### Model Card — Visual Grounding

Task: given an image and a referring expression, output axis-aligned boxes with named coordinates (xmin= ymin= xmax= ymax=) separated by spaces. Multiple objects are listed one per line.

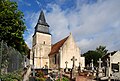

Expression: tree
xmin=83 ymin=50 xmax=102 ymax=66
xmin=0 ymin=0 xmax=28 ymax=54
xmin=83 ymin=45 xmax=108 ymax=66
xmin=96 ymin=45 xmax=108 ymax=56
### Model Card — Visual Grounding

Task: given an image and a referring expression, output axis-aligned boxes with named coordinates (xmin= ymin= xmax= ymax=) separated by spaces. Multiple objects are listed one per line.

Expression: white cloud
xmin=35 ymin=0 xmax=41 ymax=7
xmin=24 ymin=0 xmax=120 ymax=53
xmin=24 ymin=11 xmax=40 ymax=47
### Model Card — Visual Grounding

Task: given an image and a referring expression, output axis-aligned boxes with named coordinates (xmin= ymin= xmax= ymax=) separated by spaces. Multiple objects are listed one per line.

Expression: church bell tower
xmin=32 ymin=10 xmax=51 ymax=69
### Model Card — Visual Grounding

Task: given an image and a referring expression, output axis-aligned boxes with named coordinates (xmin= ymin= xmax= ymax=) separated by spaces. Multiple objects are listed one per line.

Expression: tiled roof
xmin=49 ymin=36 xmax=68 ymax=56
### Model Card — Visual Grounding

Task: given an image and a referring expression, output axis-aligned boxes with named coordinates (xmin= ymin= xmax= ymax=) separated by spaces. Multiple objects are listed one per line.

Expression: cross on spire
xmin=71 ymin=56 xmax=77 ymax=68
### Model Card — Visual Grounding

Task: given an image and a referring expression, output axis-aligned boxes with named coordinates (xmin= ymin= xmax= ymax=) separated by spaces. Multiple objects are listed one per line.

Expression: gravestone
xmin=71 ymin=56 xmax=77 ymax=79
xmin=78 ymin=62 xmax=81 ymax=75
xmin=91 ymin=59 xmax=94 ymax=70
xmin=65 ymin=61 xmax=68 ymax=72
xmin=97 ymin=58 xmax=103 ymax=77
xmin=71 ymin=56 xmax=77 ymax=69
xmin=108 ymin=54 xmax=112 ymax=81
xmin=45 ymin=62 xmax=48 ymax=69
xmin=106 ymin=58 xmax=109 ymax=77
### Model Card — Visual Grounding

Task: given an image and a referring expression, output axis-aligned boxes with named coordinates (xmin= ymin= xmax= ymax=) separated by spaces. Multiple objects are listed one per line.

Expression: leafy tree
xmin=83 ymin=45 xmax=108 ymax=66
xmin=0 ymin=0 xmax=28 ymax=54
xmin=83 ymin=50 xmax=102 ymax=66
xmin=95 ymin=45 xmax=108 ymax=56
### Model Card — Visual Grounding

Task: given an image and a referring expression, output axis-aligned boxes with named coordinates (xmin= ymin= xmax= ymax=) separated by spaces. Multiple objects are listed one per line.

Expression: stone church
xmin=30 ymin=10 xmax=85 ymax=70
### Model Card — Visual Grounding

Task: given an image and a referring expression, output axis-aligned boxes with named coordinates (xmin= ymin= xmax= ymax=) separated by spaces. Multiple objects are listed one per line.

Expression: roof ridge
xmin=53 ymin=36 xmax=68 ymax=46
xmin=49 ymin=36 xmax=68 ymax=56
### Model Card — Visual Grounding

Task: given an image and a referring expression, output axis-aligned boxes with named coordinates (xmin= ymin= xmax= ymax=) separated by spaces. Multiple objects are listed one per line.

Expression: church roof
xmin=49 ymin=36 xmax=68 ymax=56
xmin=38 ymin=10 xmax=49 ymax=26
xmin=34 ymin=10 xmax=50 ymax=35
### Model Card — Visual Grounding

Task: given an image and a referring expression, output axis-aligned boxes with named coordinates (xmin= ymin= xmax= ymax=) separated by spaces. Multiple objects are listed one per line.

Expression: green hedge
xmin=0 ymin=70 xmax=22 ymax=81
xmin=56 ymin=77 xmax=69 ymax=81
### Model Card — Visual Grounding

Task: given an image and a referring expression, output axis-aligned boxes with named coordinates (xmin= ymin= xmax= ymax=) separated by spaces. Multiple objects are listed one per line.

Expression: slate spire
xmin=38 ymin=10 xmax=49 ymax=27
xmin=35 ymin=10 xmax=50 ymax=34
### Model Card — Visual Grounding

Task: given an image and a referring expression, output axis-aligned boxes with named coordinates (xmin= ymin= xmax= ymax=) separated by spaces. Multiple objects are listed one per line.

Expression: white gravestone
xmin=106 ymin=58 xmax=109 ymax=77
xmin=65 ymin=61 xmax=68 ymax=72
xmin=97 ymin=58 xmax=103 ymax=77
xmin=71 ymin=56 xmax=77 ymax=79
xmin=91 ymin=59 xmax=94 ymax=70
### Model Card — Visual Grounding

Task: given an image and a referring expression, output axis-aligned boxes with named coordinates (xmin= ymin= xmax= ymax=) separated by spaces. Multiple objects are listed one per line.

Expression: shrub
xmin=0 ymin=70 xmax=23 ymax=81
xmin=0 ymin=73 xmax=22 ymax=81
xmin=36 ymin=77 xmax=46 ymax=81
xmin=36 ymin=70 xmax=44 ymax=78
xmin=56 ymin=77 xmax=69 ymax=81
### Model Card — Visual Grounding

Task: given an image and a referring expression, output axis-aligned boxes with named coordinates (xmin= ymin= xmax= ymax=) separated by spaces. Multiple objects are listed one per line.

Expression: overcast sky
xmin=14 ymin=0 xmax=120 ymax=53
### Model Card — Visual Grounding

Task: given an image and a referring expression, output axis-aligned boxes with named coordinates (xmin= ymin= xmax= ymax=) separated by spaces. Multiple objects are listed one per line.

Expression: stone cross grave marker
xmin=45 ymin=62 xmax=48 ymax=69
xmin=97 ymin=58 xmax=103 ymax=77
xmin=108 ymin=54 xmax=112 ymax=81
xmin=65 ymin=61 xmax=68 ymax=72
xmin=91 ymin=59 xmax=94 ymax=70
xmin=78 ymin=62 xmax=81 ymax=69
xmin=78 ymin=62 xmax=81 ymax=74
xmin=71 ymin=56 xmax=77 ymax=69
xmin=97 ymin=58 xmax=102 ymax=69
xmin=71 ymin=56 xmax=77 ymax=79
xmin=108 ymin=54 xmax=111 ymax=81
xmin=106 ymin=59 xmax=109 ymax=67
xmin=65 ymin=61 xmax=68 ymax=68
xmin=106 ymin=58 xmax=109 ymax=77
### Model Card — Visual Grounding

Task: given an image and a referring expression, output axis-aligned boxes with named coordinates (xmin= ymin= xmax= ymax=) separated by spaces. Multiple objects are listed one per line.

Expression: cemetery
xmin=25 ymin=51 xmax=120 ymax=81
xmin=1 ymin=39 xmax=120 ymax=81
xmin=0 ymin=0 xmax=120 ymax=81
